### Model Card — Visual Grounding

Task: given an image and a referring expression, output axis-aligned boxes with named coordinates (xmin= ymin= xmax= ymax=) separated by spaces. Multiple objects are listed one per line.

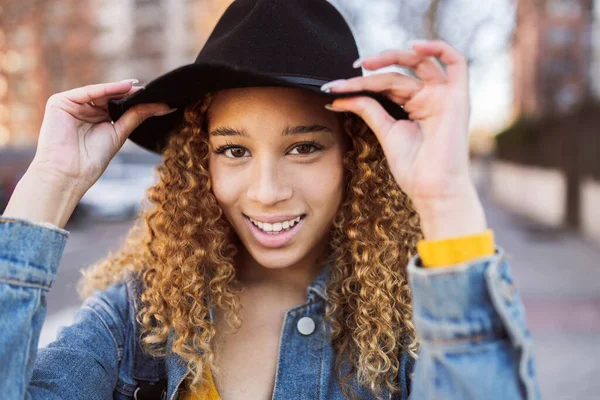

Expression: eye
xmin=288 ymin=141 xmax=323 ymax=155
xmin=214 ymin=144 xmax=250 ymax=158
xmin=224 ymin=147 xmax=249 ymax=158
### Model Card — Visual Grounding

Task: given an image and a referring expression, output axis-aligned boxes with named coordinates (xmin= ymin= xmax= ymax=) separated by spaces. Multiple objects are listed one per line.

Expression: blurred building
xmin=0 ymin=0 xmax=233 ymax=150
xmin=0 ymin=0 xmax=99 ymax=148
xmin=0 ymin=0 xmax=101 ymax=210
xmin=497 ymin=0 xmax=600 ymax=235
xmin=592 ymin=0 xmax=600 ymax=97
xmin=94 ymin=0 xmax=234 ymax=91
xmin=512 ymin=0 xmax=594 ymax=117
xmin=0 ymin=0 xmax=233 ymax=208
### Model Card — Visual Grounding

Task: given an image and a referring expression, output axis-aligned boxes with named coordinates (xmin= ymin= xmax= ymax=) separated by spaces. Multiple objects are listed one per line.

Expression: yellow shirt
xmin=181 ymin=230 xmax=495 ymax=399
xmin=180 ymin=364 xmax=220 ymax=400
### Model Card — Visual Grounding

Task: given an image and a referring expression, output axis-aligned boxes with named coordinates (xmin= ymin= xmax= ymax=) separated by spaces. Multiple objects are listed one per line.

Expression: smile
xmin=243 ymin=214 xmax=306 ymax=248
xmin=247 ymin=215 xmax=303 ymax=233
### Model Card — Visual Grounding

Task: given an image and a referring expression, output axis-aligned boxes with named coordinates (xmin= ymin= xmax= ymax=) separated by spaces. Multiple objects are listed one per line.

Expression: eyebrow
xmin=209 ymin=124 xmax=333 ymax=137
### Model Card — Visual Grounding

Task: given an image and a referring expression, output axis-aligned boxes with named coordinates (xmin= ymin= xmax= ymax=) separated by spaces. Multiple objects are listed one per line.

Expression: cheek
xmin=209 ymin=157 xmax=244 ymax=208
xmin=294 ymin=153 xmax=345 ymax=213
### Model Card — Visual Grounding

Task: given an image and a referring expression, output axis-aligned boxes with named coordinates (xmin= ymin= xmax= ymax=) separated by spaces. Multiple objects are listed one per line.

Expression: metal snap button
xmin=297 ymin=316 xmax=316 ymax=335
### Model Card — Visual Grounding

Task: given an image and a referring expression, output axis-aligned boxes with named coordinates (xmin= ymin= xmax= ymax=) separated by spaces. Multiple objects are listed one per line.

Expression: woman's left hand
xmin=322 ymin=40 xmax=487 ymax=240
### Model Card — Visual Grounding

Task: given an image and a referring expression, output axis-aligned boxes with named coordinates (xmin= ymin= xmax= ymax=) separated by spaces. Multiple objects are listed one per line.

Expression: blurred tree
xmin=332 ymin=0 xmax=516 ymax=68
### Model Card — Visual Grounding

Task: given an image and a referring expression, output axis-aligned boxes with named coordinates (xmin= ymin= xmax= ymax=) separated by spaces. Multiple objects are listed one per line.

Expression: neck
xmin=234 ymin=241 xmax=329 ymax=296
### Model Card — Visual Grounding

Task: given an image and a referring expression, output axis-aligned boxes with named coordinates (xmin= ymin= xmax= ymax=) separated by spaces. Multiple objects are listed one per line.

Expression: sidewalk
xmin=482 ymin=191 xmax=600 ymax=400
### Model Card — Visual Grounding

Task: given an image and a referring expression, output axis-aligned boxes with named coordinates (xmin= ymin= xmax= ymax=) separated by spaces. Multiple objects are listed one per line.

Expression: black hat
xmin=108 ymin=0 xmax=408 ymax=154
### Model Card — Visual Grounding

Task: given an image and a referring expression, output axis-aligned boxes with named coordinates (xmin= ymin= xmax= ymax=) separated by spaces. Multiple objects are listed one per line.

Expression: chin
xmin=244 ymin=243 xmax=307 ymax=269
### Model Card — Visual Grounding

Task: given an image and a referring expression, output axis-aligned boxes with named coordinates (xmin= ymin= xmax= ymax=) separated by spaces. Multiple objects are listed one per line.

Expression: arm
xmin=323 ymin=40 xmax=540 ymax=399
xmin=402 ymin=191 xmax=539 ymax=399
xmin=0 ymin=217 xmax=68 ymax=398
xmin=406 ymin=247 xmax=540 ymax=399
xmin=0 ymin=217 xmax=128 ymax=399
xmin=0 ymin=80 xmax=176 ymax=398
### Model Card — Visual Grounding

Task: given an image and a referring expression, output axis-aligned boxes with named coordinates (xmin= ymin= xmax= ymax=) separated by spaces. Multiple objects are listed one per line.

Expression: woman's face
xmin=207 ymin=87 xmax=346 ymax=270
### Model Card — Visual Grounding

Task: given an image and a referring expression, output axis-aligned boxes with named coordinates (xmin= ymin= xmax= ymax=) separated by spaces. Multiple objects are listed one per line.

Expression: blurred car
xmin=74 ymin=161 xmax=157 ymax=221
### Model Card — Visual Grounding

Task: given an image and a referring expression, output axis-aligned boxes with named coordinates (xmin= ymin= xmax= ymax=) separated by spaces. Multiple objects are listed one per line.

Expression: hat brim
xmin=108 ymin=63 xmax=409 ymax=154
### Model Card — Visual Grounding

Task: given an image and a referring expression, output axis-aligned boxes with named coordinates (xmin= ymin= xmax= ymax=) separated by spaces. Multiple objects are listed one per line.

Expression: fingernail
xmin=324 ymin=104 xmax=346 ymax=113
xmin=352 ymin=57 xmax=366 ymax=69
xmin=120 ymin=78 xmax=140 ymax=84
xmin=320 ymin=79 xmax=347 ymax=93
xmin=153 ymin=108 xmax=178 ymax=117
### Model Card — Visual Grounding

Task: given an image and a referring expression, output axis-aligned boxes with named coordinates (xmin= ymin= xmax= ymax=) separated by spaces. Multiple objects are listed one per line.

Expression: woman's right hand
xmin=30 ymin=80 xmax=172 ymax=195
xmin=3 ymin=80 xmax=173 ymax=228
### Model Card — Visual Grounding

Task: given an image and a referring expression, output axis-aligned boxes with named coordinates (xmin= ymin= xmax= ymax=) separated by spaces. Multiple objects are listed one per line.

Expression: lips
xmin=243 ymin=214 xmax=305 ymax=248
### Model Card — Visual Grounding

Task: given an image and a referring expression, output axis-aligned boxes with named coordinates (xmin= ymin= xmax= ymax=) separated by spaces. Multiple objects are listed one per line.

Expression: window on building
xmin=554 ymin=84 xmax=582 ymax=111
xmin=546 ymin=27 xmax=576 ymax=47
xmin=547 ymin=58 xmax=575 ymax=75
xmin=546 ymin=0 xmax=582 ymax=17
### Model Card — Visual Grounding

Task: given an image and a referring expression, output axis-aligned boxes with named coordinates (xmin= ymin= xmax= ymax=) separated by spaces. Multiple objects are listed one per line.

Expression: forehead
xmin=207 ymin=86 xmax=341 ymax=132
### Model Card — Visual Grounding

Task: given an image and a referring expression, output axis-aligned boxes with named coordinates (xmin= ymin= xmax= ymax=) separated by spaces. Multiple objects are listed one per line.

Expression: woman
xmin=0 ymin=0 xmax=539 ymax=399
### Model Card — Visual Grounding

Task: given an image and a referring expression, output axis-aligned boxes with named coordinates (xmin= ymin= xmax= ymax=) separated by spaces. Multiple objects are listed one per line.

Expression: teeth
xmin=249 ymin=215 xmax=303 ymax=233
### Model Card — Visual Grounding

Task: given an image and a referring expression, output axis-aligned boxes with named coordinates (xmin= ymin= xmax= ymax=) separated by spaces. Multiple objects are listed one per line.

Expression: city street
xmin=1 ymin=0 xmax=597 ymax=398
xmin=40 ymin=190 xmax=600 ymax=400
xmin=482 ymin=192 xmax=600 ymax=400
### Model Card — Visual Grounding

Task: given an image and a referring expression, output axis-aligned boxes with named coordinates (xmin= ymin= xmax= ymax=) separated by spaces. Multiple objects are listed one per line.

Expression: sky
xmin=330 ymin=0 xmax=516 ymax=134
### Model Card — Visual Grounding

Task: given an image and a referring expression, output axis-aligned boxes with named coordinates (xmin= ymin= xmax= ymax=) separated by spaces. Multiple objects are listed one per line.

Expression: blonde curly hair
xmin=79 ymin=92 xmax=423 ymax=400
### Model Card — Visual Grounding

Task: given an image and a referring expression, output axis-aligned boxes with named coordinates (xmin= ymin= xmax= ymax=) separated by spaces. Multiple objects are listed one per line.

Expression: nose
xmin=246 ymin=158 xmax=293 ymax=206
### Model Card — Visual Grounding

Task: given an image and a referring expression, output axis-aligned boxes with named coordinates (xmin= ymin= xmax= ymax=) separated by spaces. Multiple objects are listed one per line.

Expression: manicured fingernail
xmin=352 ymin=57 xmax=366 ymax=69
xmin=153 ymin=108 xmax=178 ymax=117
xmin=320 ymin=79 xmax=347 ymax=93
xmin=324 ymin=104 xmax=346 ymax=113
xmin=120 ymin=78 xmax=139 ymax=84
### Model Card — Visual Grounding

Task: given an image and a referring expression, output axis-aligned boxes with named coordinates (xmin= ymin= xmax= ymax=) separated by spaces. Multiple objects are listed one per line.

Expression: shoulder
xmin=80 ymin=277 xmax=142 ymax=348
xmin=32 ymin=279 xmax=147 ymax=397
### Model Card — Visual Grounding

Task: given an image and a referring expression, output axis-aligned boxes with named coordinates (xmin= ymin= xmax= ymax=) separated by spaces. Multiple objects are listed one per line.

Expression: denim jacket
xmin=0 ymin=216 xmax=541 ymax=399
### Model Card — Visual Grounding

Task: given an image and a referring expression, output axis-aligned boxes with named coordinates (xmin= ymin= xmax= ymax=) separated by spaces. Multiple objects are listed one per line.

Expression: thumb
xmin=112 ymin=103 xmax=176 ymax=144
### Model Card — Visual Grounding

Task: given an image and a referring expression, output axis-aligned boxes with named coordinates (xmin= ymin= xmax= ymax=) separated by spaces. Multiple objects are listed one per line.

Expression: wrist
xmin=413 ymin=184 xmax=488 ymax=240
xmin=3 ymin=169 xmax=82 ymax=229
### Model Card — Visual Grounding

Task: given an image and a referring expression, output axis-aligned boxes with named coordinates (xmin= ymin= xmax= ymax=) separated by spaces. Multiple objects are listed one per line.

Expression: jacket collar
xmin=306 ymin=262 xmax=330 ymax=302
xmin=165 ymin=347 xmax=188 ymax=400
xmin=164 ymin=262 xmax=331 ymax=398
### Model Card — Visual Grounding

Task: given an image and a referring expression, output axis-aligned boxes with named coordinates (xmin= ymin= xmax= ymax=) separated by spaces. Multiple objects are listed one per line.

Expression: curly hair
xmin=79 ymin=92 xmax=423 ymax=399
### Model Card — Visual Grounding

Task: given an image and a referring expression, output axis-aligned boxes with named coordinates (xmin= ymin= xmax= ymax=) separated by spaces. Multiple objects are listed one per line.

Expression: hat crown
xmin=108 ymin=0 xmax=407 ymax=154
xmin=195 ymin=0 xmax=361 ymax=81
